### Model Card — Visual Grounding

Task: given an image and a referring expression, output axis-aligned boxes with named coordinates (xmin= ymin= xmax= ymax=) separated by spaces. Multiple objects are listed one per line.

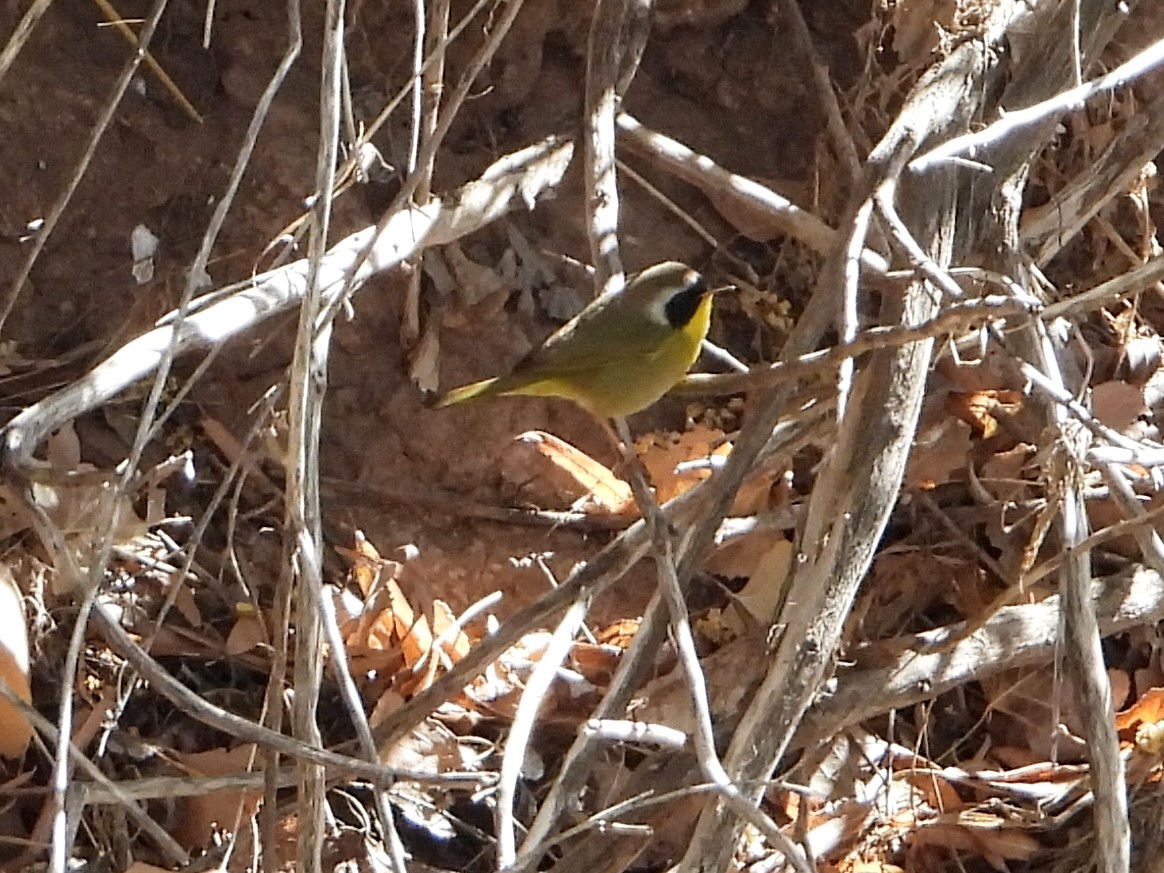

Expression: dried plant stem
xmin=615 ymin=112 xmax=890 ymax=276
xmin=911 ymin=34 xmax=1164 ymax=175
xmin=584 ymin=0 xmax=638 ymax=290
xmin=288 ymin=4 xmax=341 ymax=865
xmin=0 ymin=0 xmax=53 ymax=84
xmin=611 ymin=421 xmax=814 ymax=873
xmin=679 ymin=295 xmax=1036 ymax=395
xmin=91 ymin=0 xmax=203 ymax=122
xmin=497 ymin=594 xmax=592 ymax=867
xmin=401 ymin=0 xmax=450 ymax=350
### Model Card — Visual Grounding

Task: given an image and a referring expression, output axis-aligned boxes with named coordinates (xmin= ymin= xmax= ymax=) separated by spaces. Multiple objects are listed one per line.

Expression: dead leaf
xmin=1116 ymin=686 xmax=1164 ymax=737
xmin=225 ymin=608 xmax=267 ymax=656
xmin=339 ymin=532 xmax=404 ymax=655
xmin=1091 ymin=380 xmax=1148 ymax=433
xmin=637 ymin=425 xmax=731 ymax=504
xmin=408 ymin=321 xmax=442 ymax=393
xmin=907 ymin=417 xmax=972 ymax=487
xmin=594 ymin=618 xmax=640 ymax=648
xmin=0 ymin=564 xmax=31 ymax=758
xmin=29 ymin=476 xmax=149 ymax=594
xmin=722 ymin=536 xmax=792 ymax=634
xmin=461 ymin=630 xmax=597 ymax=721
xmin=946 ymin=390 xmax=1023 ymax=439
xmin=430 ymin=599 xmax=471 ymax=661
xmin=501 ymin=431 xmax=633 ymax=514
xmin=568 ymin=642 xmax=622 ymax=685
xmin=45 ymin=422 xmax=82 ymax=469
xmin=172 ymin=745 xmax=261 ymax=849
xmin=638 ymin=634 xmax=767 ymax=735
xmin=887 ymin=0 xmax=955 ymax=64
xmin=389 ymin=576 xmax=431 ymax=671
xmin=907 ymin=815 xmax=1040 ymax=870
xmin=977 ymin=443 xmax=1035 ymax=500
xmin=445 ymin=242 xmax=508 ymax=306
xmin=370 ymin=688 xmax=406 ymax=732
xmin=173 ymin=580 xmax=203 ymax=628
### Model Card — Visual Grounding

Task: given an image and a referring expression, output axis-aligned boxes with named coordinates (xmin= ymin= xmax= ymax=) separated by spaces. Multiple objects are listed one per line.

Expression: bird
xmin=436 ymin=261 xmax=717 ymax=420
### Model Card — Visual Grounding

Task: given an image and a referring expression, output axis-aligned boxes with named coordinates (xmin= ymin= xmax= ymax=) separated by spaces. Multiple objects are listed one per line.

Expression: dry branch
xmin=0 ymin=137 xmax=575 ymax=473
xmin=678 ymin=3 xmax=1138 ymax=871
xmin=805 ymin=565 xmax=1164 ymax=744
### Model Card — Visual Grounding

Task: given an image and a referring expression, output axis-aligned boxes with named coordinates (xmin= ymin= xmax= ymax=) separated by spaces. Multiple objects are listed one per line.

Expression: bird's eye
xmin=664 ymin=277 xmax=709 ymax=327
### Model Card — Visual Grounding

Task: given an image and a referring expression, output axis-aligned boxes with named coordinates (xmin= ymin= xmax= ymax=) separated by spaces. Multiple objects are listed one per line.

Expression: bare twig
xmin=910 ymin=35 xmax=1164 ymax=175
xmin=1 ymin=137 xmax=574 ymax=471
xmin=401 ymin=0 xmax=451 ymax=350
xmin=285 ymin=2 xmax=342 ymax=865
xmin=777 ymin=0 xmax=863 ymax=183
xmin=802 ymin=564 xmax=1164 ymax=747
xmin=612 ymin=417 xmax=813 ymax=873
xmin=91 ymin=0 xmax=203 ymax=122
xmin=1022 ymin=87 xmax=1164 ymax=266
xmin=1035 ymin=322 xmax=1129 ymax=871
xmin=1097 ymin=461 xmax=1164 ymax=577
xmin=615 ymin=112 xmax=890 ymax=276
xmin=1042 ymin=252 xmax=1164 ymax=321
xmin=678 ymin=295 xmax=1036 ymax=396
xmin=497 ymin=594 xmax=592 ymax=867
xmin=0 ymin=0 xmax=53 ymax=84
xmin=583 ymin=0 xmax=644 ymax=290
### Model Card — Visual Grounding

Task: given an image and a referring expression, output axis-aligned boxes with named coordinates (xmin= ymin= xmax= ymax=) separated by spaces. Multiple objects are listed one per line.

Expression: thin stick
xmin=911 ymin=35 xmax=1164 ymax=173
xmin=616 ymin=112 xmax=890 ymax=276
xmin=496 ymin=595 xmax=592 ymax=867
xmin=287 ymin=2 xmax=343 ymax=865
xmin=678 ymin=295 xmax=1037 ymax=396
xmin=92 ymin=0 xmax=203 ymax=122
xmin=1 ymin=137 xmax=573 ymax=470
xmin=584 ymin=0 xmax=634 ymax=291
xmin=611 ymin=419 xmax=813 ymax=873
xmin=0 ymin=0 xmax=54 ymax=84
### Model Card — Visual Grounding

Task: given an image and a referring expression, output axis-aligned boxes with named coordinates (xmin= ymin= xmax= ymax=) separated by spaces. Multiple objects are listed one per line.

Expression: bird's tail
xmin=435 ymin=377 xmax=502 ymax=408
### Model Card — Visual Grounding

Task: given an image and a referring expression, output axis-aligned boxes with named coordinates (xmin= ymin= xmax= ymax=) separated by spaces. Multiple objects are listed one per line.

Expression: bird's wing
xmin=513 ymin=306 xmax=671 ymax=377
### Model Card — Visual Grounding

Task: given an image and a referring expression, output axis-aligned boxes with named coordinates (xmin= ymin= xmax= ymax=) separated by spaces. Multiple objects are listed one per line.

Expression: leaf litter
xmin=3 ymin=2 xmax=1164 ymax=872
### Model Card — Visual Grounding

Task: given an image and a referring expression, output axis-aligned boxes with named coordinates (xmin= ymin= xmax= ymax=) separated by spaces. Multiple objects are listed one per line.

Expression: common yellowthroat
xmin=437 ymin=262 xmax=716 ymax=419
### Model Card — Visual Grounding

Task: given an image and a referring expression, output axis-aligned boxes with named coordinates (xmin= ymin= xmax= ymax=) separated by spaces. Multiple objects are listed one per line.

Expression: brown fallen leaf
xmin=171 ymin=745 xmax=261 ymax=850
xmin=501 ymin=430 xmax=633 ymax=514
xmin=0 ymin=564 xmax=32 ymax=758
